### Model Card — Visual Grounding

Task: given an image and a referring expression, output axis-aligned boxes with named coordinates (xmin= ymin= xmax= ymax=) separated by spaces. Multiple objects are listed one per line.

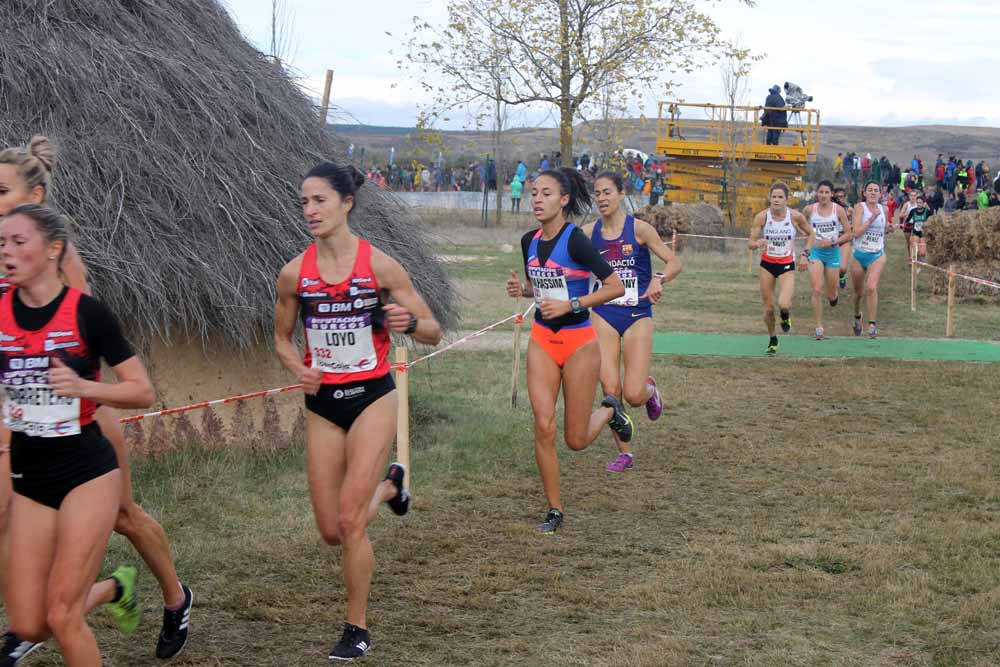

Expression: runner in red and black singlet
xmin=274 ymin=162 xmax=442 ymax=661
xmin=0 ymin=204 xmax=156 ymax=665
xmin=748 ymin=182 xmax=815 ymax=354
xmin=0 ymin=137 xmax=192 ymax=663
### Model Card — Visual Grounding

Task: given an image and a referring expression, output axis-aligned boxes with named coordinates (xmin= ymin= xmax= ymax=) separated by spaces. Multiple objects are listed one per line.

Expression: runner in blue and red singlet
xmin=580 ymin=172 xmax=681 ymax=473
xmin=505 ymin=167 xmax=634 ymax=534
xmin=274 ymin=162 xmax=442 ymax=661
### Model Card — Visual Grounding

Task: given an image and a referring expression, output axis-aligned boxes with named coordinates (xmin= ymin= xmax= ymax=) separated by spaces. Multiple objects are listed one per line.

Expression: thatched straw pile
xmin=0 ymin=0 xmax=456 ymax=346
xmin=634 ymin=203 xmax=728 ymax=252
xmin=924 ymin=208 xmax=1000 ymax=296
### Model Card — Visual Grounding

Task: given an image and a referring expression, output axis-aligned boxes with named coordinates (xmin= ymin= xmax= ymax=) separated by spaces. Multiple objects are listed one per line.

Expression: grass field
xmin=8 ymin=217 xmax=1000 ymax=666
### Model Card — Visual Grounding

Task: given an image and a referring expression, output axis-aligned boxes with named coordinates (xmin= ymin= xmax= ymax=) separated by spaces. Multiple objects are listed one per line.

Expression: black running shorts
xmin=10 ymin=423 xmax=119 ymax=510
xmin=305 ymin=374 xmax=396 ymax=431
xmin=760 ymin=259 xmax=795 ymax=278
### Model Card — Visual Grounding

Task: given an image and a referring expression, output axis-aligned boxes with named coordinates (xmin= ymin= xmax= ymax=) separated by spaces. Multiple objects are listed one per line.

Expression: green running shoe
xmin=106 ymin=566 xmax=140 ymax=635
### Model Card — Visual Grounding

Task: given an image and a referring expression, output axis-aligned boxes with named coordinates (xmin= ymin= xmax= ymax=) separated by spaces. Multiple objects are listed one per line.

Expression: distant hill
xmin=332 ymin=120 xmax=1000 ymax=169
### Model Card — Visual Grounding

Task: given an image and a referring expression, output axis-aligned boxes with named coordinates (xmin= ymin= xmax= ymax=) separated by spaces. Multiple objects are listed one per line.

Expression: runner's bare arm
xmin=50 ymin=356 xmax=154 ymax=409
xmin=792 ymin=211 xmax=815 ymax=253
xmin=372 ymin=250 xmax=442 ymax=346
xmin=748 ymin=211 xmax=765 ymax=249
xmin=851 ymin=205 xmax=869 ymax=239
xmin=273 ymin=256 xmax=321 ymax=395
xmin=635 ymin=219 xmax=681 ymax=294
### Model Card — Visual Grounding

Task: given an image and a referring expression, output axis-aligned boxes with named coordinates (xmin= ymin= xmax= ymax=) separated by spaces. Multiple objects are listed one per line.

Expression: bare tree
xmin=269 ymin=0 xmax=295 ymax=66
xmin=719 ymin=41 xmax=762 ymax=228
xmin=402 ymin=0 xmax=752 ymax=167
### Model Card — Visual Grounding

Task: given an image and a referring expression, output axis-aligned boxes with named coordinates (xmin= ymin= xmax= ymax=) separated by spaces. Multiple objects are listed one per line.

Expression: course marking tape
xmin=118 ymin=303 xmax=537 ymax=424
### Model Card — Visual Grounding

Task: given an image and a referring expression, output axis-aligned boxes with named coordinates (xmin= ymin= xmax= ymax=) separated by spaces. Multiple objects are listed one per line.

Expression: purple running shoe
xmin=606 ymin=453 xmax=634 ymax=473
xmin=645 ymin=376 xmax=664 ymax=421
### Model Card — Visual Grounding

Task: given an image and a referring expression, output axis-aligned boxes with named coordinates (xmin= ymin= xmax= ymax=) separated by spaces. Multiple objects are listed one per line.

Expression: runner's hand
xmin=50 ymin=357 xmax=86 ymax=398
xmin=383 ymin=303 xmax=415 ymax=333
xmin=748 ymin=239 xmax=761 ymax=250
xmin=642 ymin=279 xmax=663 ymax=304
xmin=507 ymin=270 xmax=523 ymax=298
xmin=539 ymin=298 xmax=570 ymax=320
xmin=299 ymin=367 xmax=323 ymax=396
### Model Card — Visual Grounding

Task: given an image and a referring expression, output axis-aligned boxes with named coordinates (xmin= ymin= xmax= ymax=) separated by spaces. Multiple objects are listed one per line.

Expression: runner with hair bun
xmin=748 ymin=182 xmax=815 ymax=354
xmin=0 ymin=203 xmax=155 ymax=666
xmin=275 ymin=162 xmax=442 ymax=661
xmin=506 ymin=167 xmax=633 ymax=533
xmin=0 ymin=136 xmax=193 ymax=663
xmin=580 ymin=172 xmax=682 ymax=473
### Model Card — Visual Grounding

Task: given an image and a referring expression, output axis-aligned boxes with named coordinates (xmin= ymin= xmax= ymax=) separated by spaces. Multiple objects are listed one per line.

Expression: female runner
xmin=803 ymin=181 xmax=851 ymax=339
xmin=274 ymin=162 xmax=442 ymax=661
xmin=0 ymin=137 xmax=191 ymax=663
xmin=748 ymin=182 xmax=815 ymax=354
xmin=505 ymin=168 xmax=632 ymax=532
xmin=0 ymin=204 xmax=155 ymax=666
xmin=580 ymin=172 xmax=681 ymax=472
xmin=833 ymin=187 xmax=853 ymax=289
xmin=851 ymin=180 xmax=893 ymax=339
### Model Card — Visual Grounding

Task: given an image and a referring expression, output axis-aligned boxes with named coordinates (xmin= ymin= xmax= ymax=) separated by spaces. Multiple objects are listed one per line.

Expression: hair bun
xmin=349 ymin=166 xmax=365 ymax=189
xmin=27 ymin=135 xmax=56 ymax=173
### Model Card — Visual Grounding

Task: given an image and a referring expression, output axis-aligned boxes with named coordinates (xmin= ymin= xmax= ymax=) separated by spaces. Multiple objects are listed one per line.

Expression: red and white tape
xmin=119 ymin=303 xmax=537 ymax=424
xmin=913 ymin=260 xmax=1000 ymax=290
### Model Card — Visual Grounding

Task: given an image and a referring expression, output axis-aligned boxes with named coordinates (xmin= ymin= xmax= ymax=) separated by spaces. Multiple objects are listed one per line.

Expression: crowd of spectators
xmin=832 ymin=151 xmax=999 ymax=211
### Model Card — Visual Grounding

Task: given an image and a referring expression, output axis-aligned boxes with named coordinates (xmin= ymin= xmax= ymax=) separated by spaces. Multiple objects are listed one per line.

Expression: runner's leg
xmin=526 ymin=338 xmax=564 ymax=511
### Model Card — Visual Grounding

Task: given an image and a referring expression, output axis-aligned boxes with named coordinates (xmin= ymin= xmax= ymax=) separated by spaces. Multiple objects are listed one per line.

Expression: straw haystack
xmin=0 ymin=1 xmax=457 ymax=450
xmin=634 ymin=203 xmax=727 ymax=252
xmin=924 ymin=208 xmax=1000 ymax=297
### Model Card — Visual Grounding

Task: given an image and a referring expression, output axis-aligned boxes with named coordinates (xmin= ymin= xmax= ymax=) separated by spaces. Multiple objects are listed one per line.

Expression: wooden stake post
xmin=394 ymin=347 xmax=410 ymax=490
xmin=910 ymin=244 xmax=918 ymax=312
xmin=510 ymin=296 xmax=523 ymax=408
xmin=747 ymin=246 xmax=754 ymax=274
xmin=946 ymin=266 xmax=956 ymax=338
xmin=319 ymin=69 xmax=333 ymax=126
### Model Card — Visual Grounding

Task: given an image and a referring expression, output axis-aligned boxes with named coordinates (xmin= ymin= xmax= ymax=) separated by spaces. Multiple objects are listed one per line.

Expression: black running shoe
xmin=601 ymin=395 xmax=634 ymax=443
xmin=536 ymin=508 xmax=563 ymax=534
xmin=329 ymin=623 xmax=371 ymax=661
xmin=780 ymin=317 xmax=791 ymax=333
xmin=0 ymin=631 xmax=41 ymax=666
xmin=156 ymin=584 xmax=193 ymax=660
xmin=384 ymin=463 xmax=411 ymax=516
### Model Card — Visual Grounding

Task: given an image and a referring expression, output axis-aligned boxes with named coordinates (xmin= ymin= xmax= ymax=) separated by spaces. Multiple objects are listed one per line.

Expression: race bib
xmin=527 ymin=266 xmax=569 ymax=306
xmin=766 ymin=234 xmax=792 ymax=259
xmin=813 ymin=220 xmax=838 ymax=242
xmin=596 ymin=268 xmax=640 ymax=306
xmin=306 ymin=314 xmax=378 ymax=374
xmin=858 ymin=229 xmax=884 ymax=253
xmin=3 ymin=383 xmax=81 ymax=438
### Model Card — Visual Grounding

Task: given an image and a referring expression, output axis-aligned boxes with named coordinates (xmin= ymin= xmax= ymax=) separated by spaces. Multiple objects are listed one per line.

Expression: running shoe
xmin=0 ymin=631 xmax=41 ymax=666
xmin=536 ymin=508 xmax=564 ymax=534
xmin=868 ymin=323 xmax=877 ymax=339
xmin=383 ymin=462 xmax=411 ymax=516
xmin=766 ymin=338 xmax=778 ymax=355
xmin=815 ymin=326 xmax=824 ymax=340
xmin=106 ymin=565 xmax=140 ymax=635
xmin=606 ymin=453 xmax=634 ymax=473
xmin=601 ymin=395 xmax=634 ymax=443
xmin=156 ymin=584 xmax=193 ymax=659
xmin=780 ymin=316 xmax=791 ymax=333
xmin=839 ymin=276 xmax=846 ymax=289
xmin=329 ymin=623 xmax=371 ymax=661
xmin=645 ymin=376 xmax=663 ymax=421
xmin=852 ymin=318 xmax=862 ymax=337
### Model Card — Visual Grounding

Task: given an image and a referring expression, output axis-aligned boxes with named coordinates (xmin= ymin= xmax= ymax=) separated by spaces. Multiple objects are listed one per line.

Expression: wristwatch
xmin=570 ymin=297 xmax=583 ymax=314
xmin=404 ymin=315 xmax=418 ymax=335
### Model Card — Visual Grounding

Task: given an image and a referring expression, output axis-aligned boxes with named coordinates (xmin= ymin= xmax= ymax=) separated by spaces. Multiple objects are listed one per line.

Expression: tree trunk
xmin=494 ymin=87 xmax=503 ymax=225
xmin=558 ymin=0 xmax=573 ymax=166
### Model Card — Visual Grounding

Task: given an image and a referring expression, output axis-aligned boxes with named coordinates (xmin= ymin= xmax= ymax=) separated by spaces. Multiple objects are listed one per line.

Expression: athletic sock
xmin=829 ymin=297 xmax=839 ymax=307
xmin=111 ymin=578 xmax=124 ymax=604
xmin=769 ymin=336 xmax=778 ymax=346
xmin=780 ymin=309 xmax=790 ymax=321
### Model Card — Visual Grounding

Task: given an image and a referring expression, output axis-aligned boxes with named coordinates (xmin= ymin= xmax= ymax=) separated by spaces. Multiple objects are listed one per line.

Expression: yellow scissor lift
xmin=656 ymin=102 xmax=820 ymax=227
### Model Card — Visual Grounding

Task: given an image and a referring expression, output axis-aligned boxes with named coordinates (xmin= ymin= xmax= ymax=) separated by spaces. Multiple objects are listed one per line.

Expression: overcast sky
xmin=222 ymin=0 xmax=1000 ymax=129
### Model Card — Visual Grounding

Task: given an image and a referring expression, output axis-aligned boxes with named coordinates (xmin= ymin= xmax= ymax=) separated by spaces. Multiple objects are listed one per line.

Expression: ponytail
xmin=539 ymin=168 xmax=591 ymax=218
